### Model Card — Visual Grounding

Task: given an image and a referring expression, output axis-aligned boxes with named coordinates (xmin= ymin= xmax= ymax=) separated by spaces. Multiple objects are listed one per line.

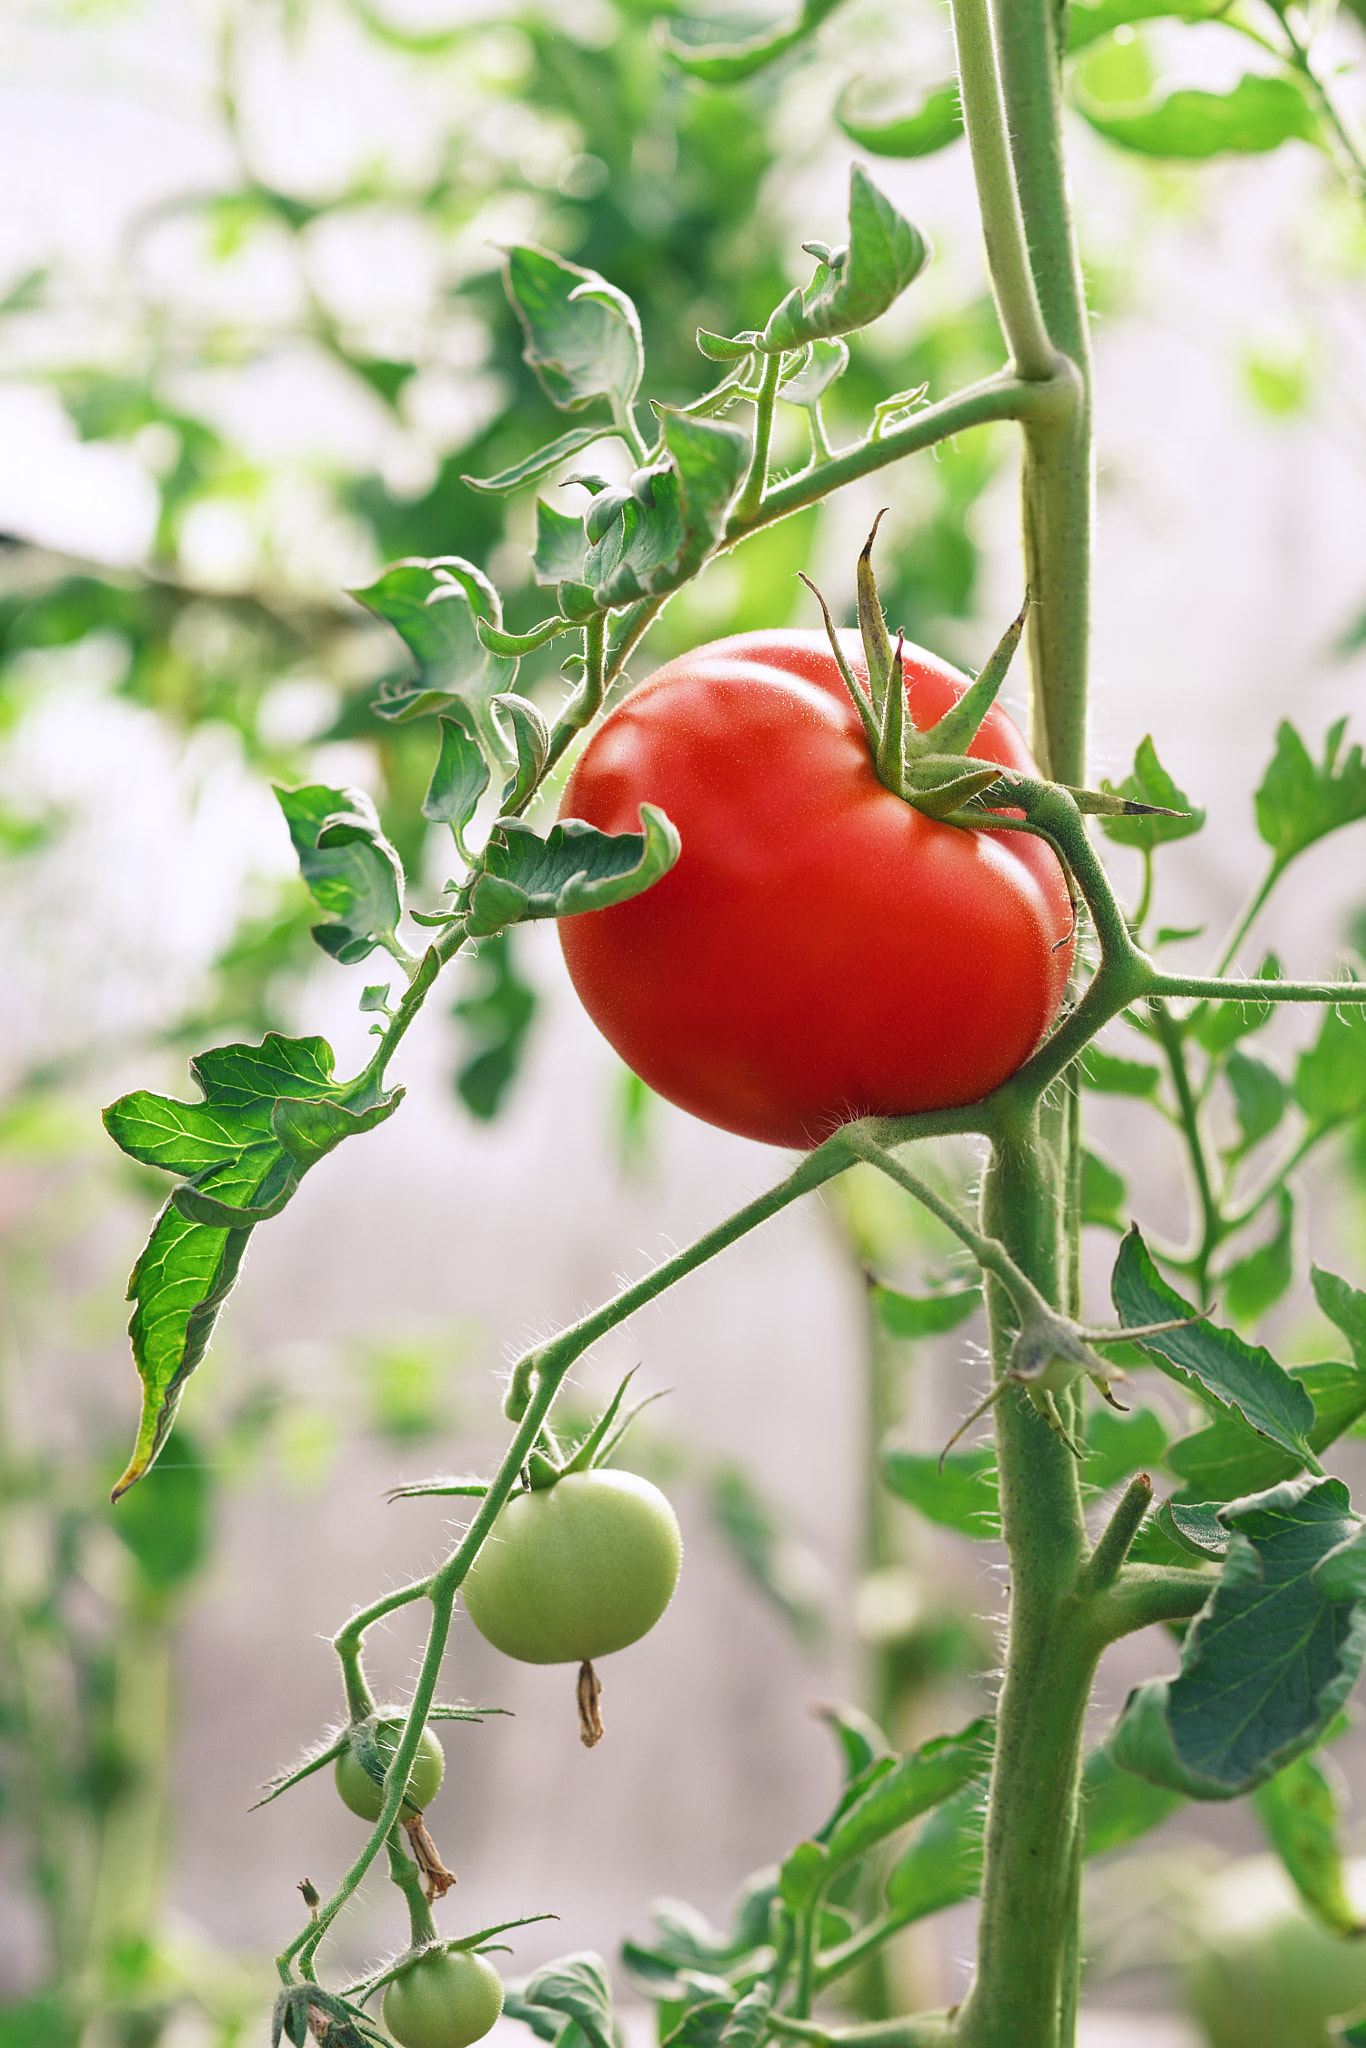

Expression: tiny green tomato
xmin=333 ymin=1715 xmax=444 ymax=1822
xmin=382 ymin=1948 xmax=504 ymax=2048
xmin=461 ymin=1469 xmax=682 ymax=1664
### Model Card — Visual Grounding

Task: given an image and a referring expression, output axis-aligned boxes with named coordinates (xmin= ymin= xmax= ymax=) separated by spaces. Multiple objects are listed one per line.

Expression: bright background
xmin=2 ymin=2 xmax=1366 ymax=2044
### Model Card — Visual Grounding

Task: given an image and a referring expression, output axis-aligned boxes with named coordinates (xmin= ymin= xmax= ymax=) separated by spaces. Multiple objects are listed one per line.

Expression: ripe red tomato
xmin=558 ymin=628 xmax=1073 ymax=1149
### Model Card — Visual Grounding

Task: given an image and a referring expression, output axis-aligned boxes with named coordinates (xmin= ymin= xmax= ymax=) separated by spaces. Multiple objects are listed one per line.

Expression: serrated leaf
xmin=882 ymin=1445 xmax=1000 ymax=1537
xmin=521 ymin=1953 xmax=616 ymax=2048
xmin=1296 ymin=991 xmax=1366 ymax=1128
xmin=505 ymin=245 xmax=642 ymax=416
xmin=533 ymin=500 xmax=590 ymax=589
xmin=1253 ymin=1748 xmax=1365 ymax=1935
xmin=1111 ymin=1475 xmax=1366 ymax=1799
xmin=871 ymin=1281 xmax=982 ymax=1339
xmin=1099 ymin=734 xmax=1204 ymax=849
xmin=662 ymin=0 xmax=844 ymax=81
xmin=1191 ymin=951 xmax=1282 ymax=1055
xmin=1314 ymin=1267 xmax=1366 ymax=1367
xmin=1082 ymin=1147 xmax=1129 ymax=1231
xmin=190 ymin=1033 xmax=340 ymax=1107
xmin=423 ymin=714 xmax=489 ymax=841
xmin=1167 ymin=1358 xmax=1366 ymax=1504
xmin=760 ymin=168 xmax=929 ymax=352
xmin=823 ymin=1720 xmax=994 ymax=1875
xmin=1224 ymin=1047 xmax=1287 ymax=1154
xmin=1220 ymin=1189 xmax=1295 ymax=1326
xmin=1081 ymin=1745 xmax=1184 ymax=1856
xmin=1084 ymin=1404 xmax=1170 ymax=1491
xmin=1079 ymin=72 xmax=1320 ymax=158
xmin=1256 ymin=719 xmax=1366 ymax=869
xmin=357 ymin=557 xmax=517 ymax=750
xmin=462 ymin=424 xmax=618 ymax=495
xmin=275 ymin=784 xmax=403 ymax=963
xmin=1079 ymin=1045 xmax=1162 ymax=1097
xmin=836 ymin=82 xmax=964 ymax=158
xmin=102 ymin=1091 xmax=262 ymax=1174
xmin=1111 ymin=1228 xmax=1317 ymax=1466
xmin=583 ymin=413 xmax=748 ymax=612
xmin=465 ymin=808 xmax=680 ymax=938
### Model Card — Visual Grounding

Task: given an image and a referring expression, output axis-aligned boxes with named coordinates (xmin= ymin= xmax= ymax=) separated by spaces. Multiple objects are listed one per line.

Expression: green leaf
xmin=533 ymin=499 xmax=590 ymax=589
xmin=823 ymin=1720 xmax=995 ymax=1876
xmin=1224 ymin=1047 xmax=1287 ymax=1154
xmin=1082 ymin=1147 xmax=1129 ymax=1231
xmin=107 ymin=1428 xmax=212 ymax=1591
xmin=504 ymin=245 xmax=642 ymax=417
xmin=1111 ymin=1228 xmax=1318 ymax=1467
xmin=662 ymin=0 xmax=846 ymax=81
xmin=1191 ymin=951 xmax=1282 ymax=1056
xmin=1081 ymin=1745 xmax=1184 ymax=1856
xmin=1253 ymin=1748 xmax=1365 ymax=1936
xmin=1110 ymin=1475 xmax=1366 ymax=1799
xmin=494 ymin=692 xmax=550 ymax=812
xmin=1166 ymin=1358 xmax=1366 ymax=1504
xmin=1078 ymin=1045 xmax=1162 ymax=1097
xmin=1078 ymin=72 xmax=1321 ymax=159
xmin=189 ymin=1034 xmax=340 ymax=1107
xmin=520 ymin=1954 xmax=616 ymax=2048
xmin=814 ymin=1701 xmax=895 ymax=1781
xmin=760 ymin=168 xmax=929 ymax=352
xmin=1066 ymin=0 xmax=1227 ymax=47
xmin=1220 ymin=1189 xmax=1295 ymax=1327
xmin=778 ymin=338 xmax=850 ymax=406
xmin=882 ymin=1445 xmax=1000 ymax=1537
xmin=779 ymin=1838 xmax=828 ymax=1914
xmin=718 ymin=1985 xmax=771 ymax=2048
xmin=462 ymin=424 xmax=619 ymax=495
xmin=452 ymin=930 xmax=537 ymax=1121
xmin=582 ymin=413 xmax=748 ymax=611
xmin=275 ymin=783 xmax=404 ymax=964
xmin=883 ymin=1777 xmax=987 ymax=1925
xmin=102 ymin=1090 xmax=263 ymax=1174
xmin=1256 ymin=719 xmax=1366 ymax=870
xmin=1314 ymin=1266 xmax=1366 ymax=1366
xmin=1099 ymin=734 xmax=1205 ymax=849
xmin=357 ymin=557 xmax=517 ymax=750
xmin=1296 ymin=990 xmax=1366 ymax=1128
xmin=1160 ymin=1499 xmax=1231 ymax=1560
xmin=871 ymin=1281 xmax=982 ymax=1338
xmin=1084 ymin=1404 xmax=1170 ymax=1491
xmin=423 ymin=714 xmax=489 ymax=842
xmin=835 ymin=82 xmax=964 ymax=158
xmin=465 ymin=808 xmax=681 ymax=938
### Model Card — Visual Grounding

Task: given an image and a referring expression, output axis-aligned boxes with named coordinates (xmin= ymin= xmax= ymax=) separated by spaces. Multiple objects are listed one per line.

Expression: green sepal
xmin=855 ymin=513 xmax=893 ymax=711
xmin=526 ymin=1450 xmax=561 ymax=1489
xmin=836 ymin=82 xmax=964 ymax=159
xmin=759 ymin=168 xmax=930 ymax=352
xmin=917 ymin=603 xmax=1025 ymax=759
xmin=1111 ymin=1475 xmax=1366 ymax=1800
xmin=905 ymin=766 xmax=1007 ymax=819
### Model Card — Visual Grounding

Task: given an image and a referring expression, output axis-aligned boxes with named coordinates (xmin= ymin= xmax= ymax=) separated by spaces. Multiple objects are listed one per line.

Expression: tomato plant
xmin=461 ymin=1469 xmax=683 ymax=1664
xmin=334 ymin=1717 xmax=445 ymax=1822
xmin=381 ymin=1948 xmax=504 ymax=2048
xmin=559 ymin=627 xmax=1074 ymax=1147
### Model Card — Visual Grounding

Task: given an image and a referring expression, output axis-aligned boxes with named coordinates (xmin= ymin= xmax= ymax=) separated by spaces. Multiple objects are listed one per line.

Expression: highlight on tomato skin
xmin=557 ymin=628 xmax=1074 ymax=1150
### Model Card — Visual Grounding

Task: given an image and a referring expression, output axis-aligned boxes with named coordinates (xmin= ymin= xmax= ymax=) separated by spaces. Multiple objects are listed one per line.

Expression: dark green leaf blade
xmin=1084 ymin=1405 xmax=1170 ymax=1491
xmin=1079 ymin=73 xmax=1321 ymax=159
xmin=883 ymin=1445 xmax=1000 ymax=1537
xmin=504 ymin=245 xmax=642 ymax=416
xmin=761 ymin=168 xmax=929 ymax=351
xmin=1167 ymin=1358 xmax=1366 ymax=1504
xmin=1081 ymin=1745 xmax=1184 ymax=1857
xmin=423 ymin=714 xmax=489 ymax=838
xmin=1256 ymin=719 xmax=1366 ymax=869
xmin=1111 ymin=1228 xmax=1318 ymax=1465
xmin=1253 ymin=1749 xmax=1365 ymax=1936
xmin=1314 ymin=1267 xmax=1366 ymax=1366
xmin=1110 ymin=1475 xmax=1366 ymax=1799
xmin=356 ymin=557 xmax=518 ymax=745
xmin=1296 ymin=992 xmax=1366 ymax=1128
xmin=190 ymin=1032 xmax=339 ymax=1107
xmin=1099 ymin=734 xmax=1205 ymax=848
xmin=872 ymin=1282 xmax=982 ymax=1338
xmin=836 ymin=83 xmax=964 ymax=158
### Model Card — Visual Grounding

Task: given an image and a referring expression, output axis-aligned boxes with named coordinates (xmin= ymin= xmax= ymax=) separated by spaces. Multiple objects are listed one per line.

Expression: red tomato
xmin=558 ymin=628 xmax=1073 ymax=1149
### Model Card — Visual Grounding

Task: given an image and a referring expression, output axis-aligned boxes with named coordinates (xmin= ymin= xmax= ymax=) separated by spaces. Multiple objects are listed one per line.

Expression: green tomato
xmin=1186 ymin=1855 xmax=1366 ymax=2048
xmin=333 ymin=1715 xmax=444 ymax=1822
xmin=462 ymin=1469 xmax=682 ymax=1664
xmin=382 ymin=1948 xmax=504 ymax=2048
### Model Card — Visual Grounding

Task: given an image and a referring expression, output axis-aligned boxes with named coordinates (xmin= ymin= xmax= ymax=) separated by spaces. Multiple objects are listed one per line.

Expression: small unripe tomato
xmin=382 ymin=1948 xmax=504 ymax=2048
xmin=334 ymin=1715 xmax=444 ymax=1821
xmin=461 ymin=1469 xmax=682 ymax=1664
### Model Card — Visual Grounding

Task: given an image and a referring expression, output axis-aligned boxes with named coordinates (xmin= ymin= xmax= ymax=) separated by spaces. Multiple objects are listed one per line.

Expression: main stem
xmin=950 ymin=0 xmax=1096 ymax=2040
